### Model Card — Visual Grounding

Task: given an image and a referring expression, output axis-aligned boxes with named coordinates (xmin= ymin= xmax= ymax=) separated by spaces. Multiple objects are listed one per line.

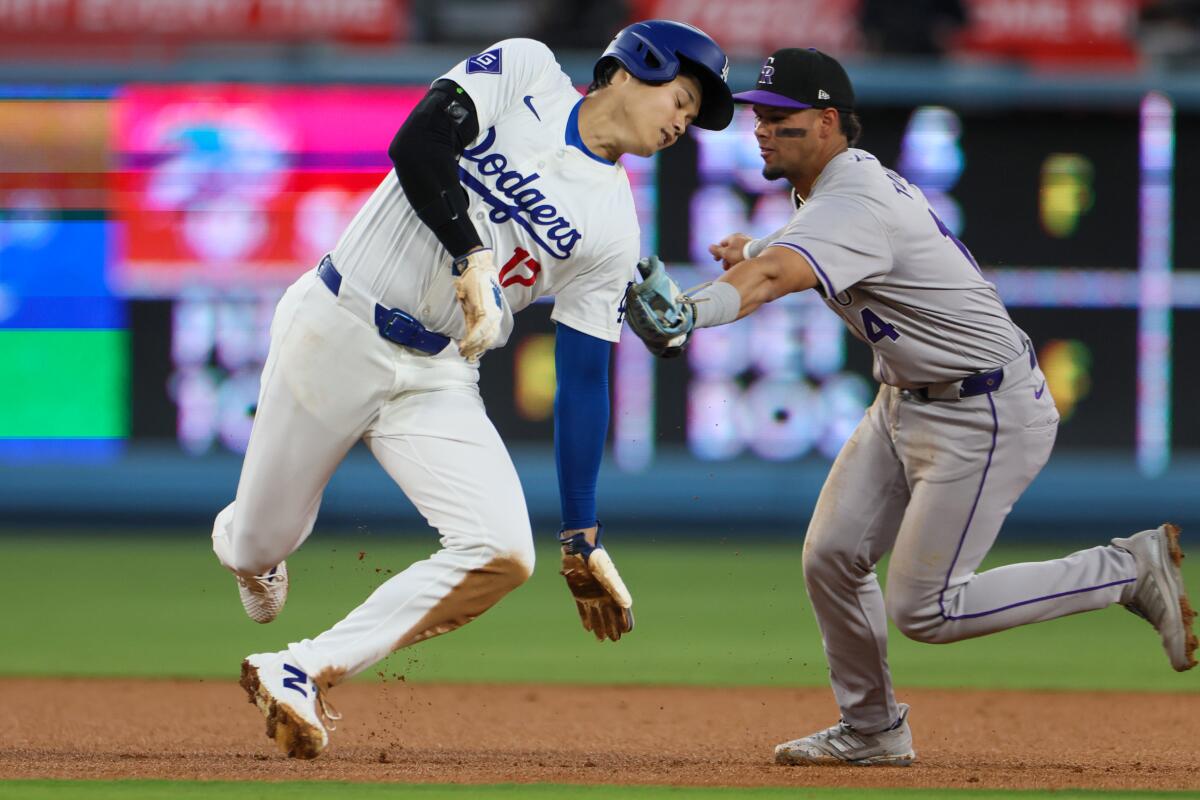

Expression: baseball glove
xmin=623 ymin=255 xmax=694 ymax=358
xmin=559 ymin=528 xmax=634 ymax=642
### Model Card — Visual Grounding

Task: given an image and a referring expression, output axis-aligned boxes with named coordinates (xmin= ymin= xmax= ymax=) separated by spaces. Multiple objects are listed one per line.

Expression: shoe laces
xmin=315 ymin=687 xmax=342 ymax=731
xmin=239 ymin=567 xmax=284 ymax=593
xmin=812 ymin=719 xmax=857 ymax=743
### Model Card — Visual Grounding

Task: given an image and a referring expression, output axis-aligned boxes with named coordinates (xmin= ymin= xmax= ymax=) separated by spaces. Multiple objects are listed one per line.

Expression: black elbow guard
xmin=392 ymin=80 xmax=483 ymax=257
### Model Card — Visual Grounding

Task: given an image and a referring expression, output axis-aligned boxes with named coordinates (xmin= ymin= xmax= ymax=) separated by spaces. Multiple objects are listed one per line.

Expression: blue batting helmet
xmin=596 ymin=19 xmax=733 ymax=131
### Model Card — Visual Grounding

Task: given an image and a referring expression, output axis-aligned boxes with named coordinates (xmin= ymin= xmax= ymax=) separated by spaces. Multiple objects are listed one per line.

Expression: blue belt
xmin=916 ymin=345 xmax=1036 ymax=401
xmin=915 ymin=368 xmax=1002 ymax=400
xmin=317 ymin=255 xmax=450 ymax=356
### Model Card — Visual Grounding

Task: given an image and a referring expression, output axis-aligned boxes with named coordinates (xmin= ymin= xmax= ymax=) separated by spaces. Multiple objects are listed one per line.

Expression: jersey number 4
xmin=861 ymin=307 xmax=900 ymax=343
xmin=499 ymin=247 xmax=542 ymax=287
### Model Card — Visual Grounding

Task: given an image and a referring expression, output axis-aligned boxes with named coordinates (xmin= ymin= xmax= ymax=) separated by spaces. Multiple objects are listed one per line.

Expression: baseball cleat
xmin=239 ymin=651 xmax=340 ymax=759
xmin=236 ymin=562 xmax=288 ymax=624
xmin=775 ymin=704 xmax=915 ymax=766
xmin=1113 ymin=523 xmax=1198 ymax=672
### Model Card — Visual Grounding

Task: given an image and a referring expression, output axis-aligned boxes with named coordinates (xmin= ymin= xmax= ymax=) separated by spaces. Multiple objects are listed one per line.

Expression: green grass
xmin=0 ymin=531 xmax=1197 ymax=691
xmin=2 ymin=782 xmax=1197 ymax=800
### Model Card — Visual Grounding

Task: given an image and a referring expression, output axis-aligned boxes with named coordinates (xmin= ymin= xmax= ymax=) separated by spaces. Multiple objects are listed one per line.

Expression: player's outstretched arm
xmin=553 ymin=324 xmax=634 ymax=642
xmin=716 ymin=244 xmax=819 ymax=320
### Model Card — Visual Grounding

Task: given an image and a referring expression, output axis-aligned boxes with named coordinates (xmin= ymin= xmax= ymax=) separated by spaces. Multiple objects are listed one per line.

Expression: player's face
xmin=625 ymin=73 xmax=702 ymax=156
xmin=752 ymin=105 xmax=822 ymax=180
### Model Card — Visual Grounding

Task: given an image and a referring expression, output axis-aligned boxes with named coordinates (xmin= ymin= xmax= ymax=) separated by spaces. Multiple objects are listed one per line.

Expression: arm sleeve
xmin=554 ymin=322 xmax=611 ymax=530
xmin=552 ymin=233 xmax=640 ymax=342
xmin=438 ymin=38 xmax=563 ymax=132
xmin=388 ymin=79 xmax=483 ymax=258
xmin=768 ymin=194 xmax=893 ymax=297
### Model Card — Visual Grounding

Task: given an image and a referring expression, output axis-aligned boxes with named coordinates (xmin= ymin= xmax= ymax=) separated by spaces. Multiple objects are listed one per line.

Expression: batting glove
xmin=559 ymin=526 xmax=634 ymax=642
xmin=453 ymin=249 xmax=503 ymax=363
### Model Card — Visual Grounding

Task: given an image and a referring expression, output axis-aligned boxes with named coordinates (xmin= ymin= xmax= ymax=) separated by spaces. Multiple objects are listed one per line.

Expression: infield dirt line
xmin=3 ymin=678 xmax=1198 ymax=791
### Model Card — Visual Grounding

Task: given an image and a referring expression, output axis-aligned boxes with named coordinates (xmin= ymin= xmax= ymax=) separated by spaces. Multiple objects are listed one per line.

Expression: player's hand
xmin=623 ymin=255 xmax=694 ymax=359
xmin=708 ymin=233 xmax=753 ymax=271
xmin=559 ymin=526 xmax=634 ymax=642
xmin=453 ymin=249 xmax=503 ymax=363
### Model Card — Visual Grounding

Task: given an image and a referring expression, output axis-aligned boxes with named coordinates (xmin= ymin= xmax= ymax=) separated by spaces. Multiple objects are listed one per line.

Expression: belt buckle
xmin=380 ymin=308 xmax=420 ymax=342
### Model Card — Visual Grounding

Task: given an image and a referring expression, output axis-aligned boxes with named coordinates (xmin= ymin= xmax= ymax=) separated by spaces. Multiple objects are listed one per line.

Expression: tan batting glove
xmin=452 ymin=249 xmax=503 ymax=363
xmin=559 ymin=527 xmax=634 ymax=642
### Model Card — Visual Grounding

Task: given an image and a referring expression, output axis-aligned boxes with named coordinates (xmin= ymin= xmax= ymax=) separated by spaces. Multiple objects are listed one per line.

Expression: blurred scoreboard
xmin=1 ymin=84 xmax=1197 ymax=468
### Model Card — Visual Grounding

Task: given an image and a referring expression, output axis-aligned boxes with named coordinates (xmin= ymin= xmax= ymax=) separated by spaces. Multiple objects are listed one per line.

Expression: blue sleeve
xmin=554 ymin=322 xmax=611 ymax=530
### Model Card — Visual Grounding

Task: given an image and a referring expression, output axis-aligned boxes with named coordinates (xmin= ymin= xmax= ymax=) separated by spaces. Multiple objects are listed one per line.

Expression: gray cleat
xmin=1113 ymin=523 xmax=1198 ymax=672
xmin=775 ymin=704 xmax=915 ymax=766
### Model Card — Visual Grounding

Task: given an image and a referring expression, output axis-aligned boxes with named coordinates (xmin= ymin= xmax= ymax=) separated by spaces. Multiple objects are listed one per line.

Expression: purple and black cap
xmin=732 ymin=48 xmax=855 ymax=111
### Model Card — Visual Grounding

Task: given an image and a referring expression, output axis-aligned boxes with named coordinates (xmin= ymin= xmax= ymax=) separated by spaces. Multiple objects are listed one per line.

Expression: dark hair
xmin=588 ymin=57 xmax=622 ymax=94
xmin=839 ymin=110 xmax=862 ymax=147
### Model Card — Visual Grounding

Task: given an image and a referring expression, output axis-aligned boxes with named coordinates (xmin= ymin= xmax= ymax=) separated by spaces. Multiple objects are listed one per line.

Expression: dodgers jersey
xmin=330 ymin=38 xmax=640 ymax=347
xmin=762 ymin=149 xmax=1025 ymax=387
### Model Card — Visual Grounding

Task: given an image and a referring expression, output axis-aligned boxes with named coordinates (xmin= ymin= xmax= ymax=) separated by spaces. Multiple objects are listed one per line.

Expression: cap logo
xmin=720 ymin=56 xmax=730 ymax=83
xmin=818 ymin=89 xmax=830 ymax=100
xmin=758 ymin=56 xmax=775 ymax=86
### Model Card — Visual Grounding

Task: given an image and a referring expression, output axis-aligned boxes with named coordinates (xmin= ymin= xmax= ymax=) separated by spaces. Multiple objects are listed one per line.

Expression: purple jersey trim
xmin=767 ymin=241 xmax=836 ymax=297
xmin=938 ymin=393 xmax=1136 ymax=621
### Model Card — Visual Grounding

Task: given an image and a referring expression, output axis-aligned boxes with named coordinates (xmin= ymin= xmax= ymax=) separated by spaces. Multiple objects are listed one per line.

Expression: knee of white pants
xmin=443 ymin=517 xmax=535 ymax=589
xmin=489 ymin=524 xmax=536 ymax=587
xmin=885 ymin=578 xmax=951 ymax=644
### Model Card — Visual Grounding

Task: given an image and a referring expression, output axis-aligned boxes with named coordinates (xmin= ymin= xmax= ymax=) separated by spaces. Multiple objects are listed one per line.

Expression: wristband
xmin=691 ymin=281 xmax=742 ymax=329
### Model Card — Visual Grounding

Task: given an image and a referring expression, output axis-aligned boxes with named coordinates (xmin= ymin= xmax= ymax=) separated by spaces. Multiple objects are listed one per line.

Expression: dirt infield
xmin=4 ymin=678 xmax=1199 ymax=791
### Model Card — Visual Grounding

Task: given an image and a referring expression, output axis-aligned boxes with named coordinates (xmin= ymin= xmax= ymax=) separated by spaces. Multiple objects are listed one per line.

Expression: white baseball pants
xmin=803 ymin=349 xmax=1138 ymax=733
xmin=212 ymin=269 xmax=534 ymax=688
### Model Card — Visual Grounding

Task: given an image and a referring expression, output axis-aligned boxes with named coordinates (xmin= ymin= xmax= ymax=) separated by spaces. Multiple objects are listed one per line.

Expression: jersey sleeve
xmin=769 ymin=194 xmax=892 ymax=297
xmin=746 ymin=224 xmax=788 ymax=259
xmin=551 ymin=234 xmax=640 ymax=343
xmin=438 ymin=38 xmax=561 ymax=133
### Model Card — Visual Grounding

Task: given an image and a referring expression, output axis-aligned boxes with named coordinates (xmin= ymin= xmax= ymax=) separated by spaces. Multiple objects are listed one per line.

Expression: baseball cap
xmin=732 ymin=48 xmax=855 ymax=111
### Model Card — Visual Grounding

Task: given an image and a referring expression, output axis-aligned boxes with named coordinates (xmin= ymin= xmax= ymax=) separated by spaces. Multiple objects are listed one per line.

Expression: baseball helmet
xmin=596 ymin=19 xmax=734 ymax=131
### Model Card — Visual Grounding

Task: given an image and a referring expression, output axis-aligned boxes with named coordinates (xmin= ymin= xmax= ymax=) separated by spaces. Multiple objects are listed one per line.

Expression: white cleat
xmin=775 ymin=704 xmax=915 ymax=766
xmin=1113 ymin=523 xmax=1198 ymax=672
xmin=239 ymin=651 xmax=340 ymax=760
xmin=236 ymin=562 xmax=288 ymax=624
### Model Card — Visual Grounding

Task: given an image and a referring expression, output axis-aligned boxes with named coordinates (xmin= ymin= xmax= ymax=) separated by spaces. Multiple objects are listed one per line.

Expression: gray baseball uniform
xmin=764 ymin=149 xmax=1139 ymax=733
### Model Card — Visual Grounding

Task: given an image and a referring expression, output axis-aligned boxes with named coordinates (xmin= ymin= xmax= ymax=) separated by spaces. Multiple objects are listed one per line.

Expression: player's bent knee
xmin=885 ymin=588 xmax=954 ymax=644
xmin=501 ymin=540 xmax=536 ymax=586
xmin=802 ymin=536 xmax=866 ymax=589
xmin=475 ymin=548 xmax=534 ymax=602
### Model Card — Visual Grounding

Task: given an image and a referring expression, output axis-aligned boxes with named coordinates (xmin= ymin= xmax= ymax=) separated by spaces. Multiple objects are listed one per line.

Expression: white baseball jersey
xmin=330 ymin=37 xmax=640 ymax=347
xmin=763 ymin=149 xmax=1025 ymax=387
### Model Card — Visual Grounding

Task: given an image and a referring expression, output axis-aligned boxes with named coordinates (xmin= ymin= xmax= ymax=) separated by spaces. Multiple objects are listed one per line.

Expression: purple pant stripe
xmin=936 ymin=392 xmax=1134 ymax=622
xmin=944 ymin=578 xmax=1137 ymax=621
xmin=937 ymin=393 xmax=999 ymax=621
